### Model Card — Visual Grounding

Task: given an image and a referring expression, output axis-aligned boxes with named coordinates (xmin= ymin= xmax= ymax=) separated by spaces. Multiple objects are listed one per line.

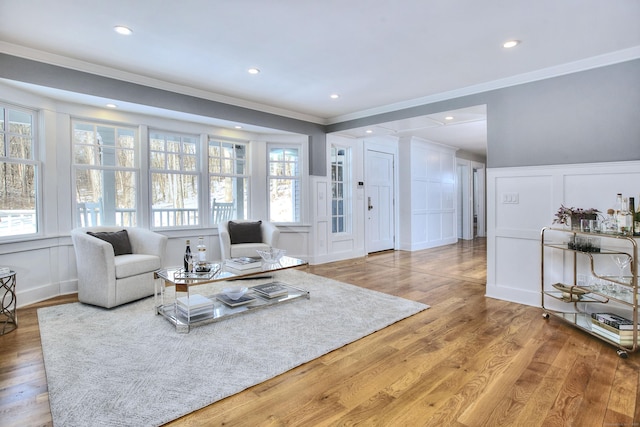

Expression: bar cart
xmin=541 ymin=227 xmax=638 ymax=358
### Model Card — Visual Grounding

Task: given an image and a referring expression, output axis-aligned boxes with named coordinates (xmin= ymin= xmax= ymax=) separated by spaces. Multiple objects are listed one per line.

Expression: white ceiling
xmin=1 ymin=0 xmax=639 ymax=156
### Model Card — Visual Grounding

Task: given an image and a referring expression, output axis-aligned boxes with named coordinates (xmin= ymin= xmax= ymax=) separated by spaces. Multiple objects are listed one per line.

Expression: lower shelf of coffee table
xmin=156 ymin=283 xmax=310 ymax=333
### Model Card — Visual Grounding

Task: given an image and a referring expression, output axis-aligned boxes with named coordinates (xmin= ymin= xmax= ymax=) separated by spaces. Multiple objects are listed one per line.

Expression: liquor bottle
xmin=197 ymin=236 xmax=207 ymax=263
xmin=627 ymin=197 xmax=635 ymax=236
xmin=184 ymin=239 xmax=192 ymax=271
xmin=614 ymin=193 xmax=623 ymax=216
xmin=604 ymin=209 xmax=617 ymax=234
xmin=618 ymin=198 xmax=632 ymax=235
xmin=635 ymin=196 xmax=640 ymax=236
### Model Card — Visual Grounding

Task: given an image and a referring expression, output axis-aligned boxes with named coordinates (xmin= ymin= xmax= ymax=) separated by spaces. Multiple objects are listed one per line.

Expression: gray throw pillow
xmin=87 ymin=230 xmax=133 ymax=256
xmin=228 ymin=221 xmax=262 ymax=244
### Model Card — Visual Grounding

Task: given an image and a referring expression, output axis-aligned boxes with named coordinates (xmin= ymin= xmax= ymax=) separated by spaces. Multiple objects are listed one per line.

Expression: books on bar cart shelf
xmin=226 ymin=257 xmax=262 ymax=270
xmin=591 ymin=312 xmax=635 ymax=330
xmin=252 ymin=281 xmax=289 ymax=298
xmin=591 ymin=321 xmax=635 ymax=346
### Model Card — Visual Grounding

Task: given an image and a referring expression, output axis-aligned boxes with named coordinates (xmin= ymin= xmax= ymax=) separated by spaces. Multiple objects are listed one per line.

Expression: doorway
xmin=365 ymin=149 xmax=395 ymax=253
xmin=457 ymin=159 xmax=486 ymax=239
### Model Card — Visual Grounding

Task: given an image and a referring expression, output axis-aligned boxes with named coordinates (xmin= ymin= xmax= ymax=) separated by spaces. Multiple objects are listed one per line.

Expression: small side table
xmin=0 ymin=270 xmax=17 ymax=335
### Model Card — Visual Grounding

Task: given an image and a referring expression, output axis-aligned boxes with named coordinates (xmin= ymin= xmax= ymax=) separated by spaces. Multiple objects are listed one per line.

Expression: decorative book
xmin=252 ymin=281 xmax=289 ymax=298
xmin=226 ymin=257 xmax=262 ymax=270
xmin=591 ymin=312 xmax=635 ymax=330
xmin=176 ymin=294 xmax=214 ymax=310
xmin=216 ymin=293 xmax=256 ymax=307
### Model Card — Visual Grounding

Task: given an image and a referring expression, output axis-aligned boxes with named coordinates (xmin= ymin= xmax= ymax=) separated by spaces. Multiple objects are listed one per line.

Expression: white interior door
xmin=457 ymin=162 xmax=472 ymax=240
xmin=365 ymin=149 xmax=395 ymax=253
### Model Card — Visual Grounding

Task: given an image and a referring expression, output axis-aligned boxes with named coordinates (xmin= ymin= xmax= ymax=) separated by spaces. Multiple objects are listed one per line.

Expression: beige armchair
xmin=71 ymin=226 xmax=168 ymax=308
xmin=218 ymin=220 xmax=280 ymax=260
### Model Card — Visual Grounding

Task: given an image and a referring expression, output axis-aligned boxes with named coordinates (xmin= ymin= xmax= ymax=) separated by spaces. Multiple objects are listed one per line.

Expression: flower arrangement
xmin=553 ymin=205 xmax=600 ymax=226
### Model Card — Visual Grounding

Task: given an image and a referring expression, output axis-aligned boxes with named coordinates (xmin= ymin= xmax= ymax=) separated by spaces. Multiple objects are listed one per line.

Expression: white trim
xmin=328 ymin=46 xmax=640 ymax=124
xmin=0 ymin=42 xmax=325 ymax=125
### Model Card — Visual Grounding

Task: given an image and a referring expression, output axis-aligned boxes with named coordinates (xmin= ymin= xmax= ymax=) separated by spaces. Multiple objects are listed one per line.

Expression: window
xmin=208 ymin=139 xmax=249 ymax=224
xmin=73 ymin=121 xmax=138 ymax=227
xmin=150 ymin=131 xmax=199 ymax=228
xmin=331 ymin=145 xmax=350 ymax=233
xmin=0 ymin=105 xmax=38 ymax=237
xmin=268 ymin=145 xmax=301 ymax=223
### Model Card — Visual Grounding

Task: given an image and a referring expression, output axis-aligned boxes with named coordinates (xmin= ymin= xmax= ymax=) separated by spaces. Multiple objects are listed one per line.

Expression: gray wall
xmin=328 ymin=59 xmax=640 ymax=168
xmin=485 ymin=59 xmax=640 ymax=167
xmin=2 ymin=53 xmax=639 ymax=171
xmin=0 ymin=53 xmax=328 ymax=175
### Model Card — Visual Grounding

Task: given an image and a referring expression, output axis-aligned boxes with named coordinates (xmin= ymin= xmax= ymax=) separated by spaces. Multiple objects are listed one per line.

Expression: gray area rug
xmin=38 ymin=269 xmax=429 ymax=426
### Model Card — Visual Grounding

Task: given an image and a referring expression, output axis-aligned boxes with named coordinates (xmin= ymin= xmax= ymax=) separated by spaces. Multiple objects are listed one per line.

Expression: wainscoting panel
xmin=487 ymin=161 xmax=640 ymax=307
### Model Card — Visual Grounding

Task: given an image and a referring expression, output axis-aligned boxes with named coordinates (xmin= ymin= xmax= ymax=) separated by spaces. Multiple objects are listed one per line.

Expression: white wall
xmin=486 ymin=160 xmax=640 ymax=306
xmin=398 ymin=136 xmax=458 ymax=251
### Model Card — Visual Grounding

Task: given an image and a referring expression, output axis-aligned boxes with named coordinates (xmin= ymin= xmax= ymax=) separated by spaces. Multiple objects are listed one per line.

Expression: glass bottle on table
xmin=197 ymin=236 xmax=207 ymax=264
xmin=184 ymin=239 xmax=192 ymax=272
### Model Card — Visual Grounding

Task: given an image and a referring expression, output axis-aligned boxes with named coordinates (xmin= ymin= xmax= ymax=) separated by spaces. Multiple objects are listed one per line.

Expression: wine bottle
xmin=627 ymin=197 xmax=635 ymax=236
xmin=197 ymin=236 xmax=207 ymax=263
xmin=635 ymin=196 xmax=640 ymax=236
xmin=184 ymin=239 xmax=192 ymax=271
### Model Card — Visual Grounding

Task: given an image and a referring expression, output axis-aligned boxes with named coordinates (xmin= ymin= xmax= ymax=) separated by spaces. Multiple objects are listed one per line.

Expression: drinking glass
xmin=611 ymin=254 xmax=631 ymax=282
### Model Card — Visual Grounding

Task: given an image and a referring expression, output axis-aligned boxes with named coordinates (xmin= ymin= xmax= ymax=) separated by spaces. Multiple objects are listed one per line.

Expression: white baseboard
xmin=17 ymin=280 xmax=77 ymax=308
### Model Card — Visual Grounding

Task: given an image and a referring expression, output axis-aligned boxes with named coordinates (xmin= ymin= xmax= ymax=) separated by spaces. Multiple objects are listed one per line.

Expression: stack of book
xmin=252 ymin=281 xmax=289 ymax=299
xmin=226 ymin=257 xmax=262 ymax=270
xmin=590 ymin=312 xmax=635 ymax=346
xmin=176 ymin=294 xmax=214 ymax=319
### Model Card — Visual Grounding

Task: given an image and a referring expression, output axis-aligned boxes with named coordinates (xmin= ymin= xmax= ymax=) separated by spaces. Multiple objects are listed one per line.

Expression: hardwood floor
xmin=2 ymin=238 xmax=639 ymax=426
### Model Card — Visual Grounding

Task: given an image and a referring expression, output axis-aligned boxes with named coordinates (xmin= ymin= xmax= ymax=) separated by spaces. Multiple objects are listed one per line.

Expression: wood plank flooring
xmin=2 ymin=238 xmax=639 ymax=426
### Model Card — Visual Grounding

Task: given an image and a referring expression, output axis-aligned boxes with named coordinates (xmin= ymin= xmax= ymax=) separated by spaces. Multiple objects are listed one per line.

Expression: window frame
xmin=0 ymin=103 xmax=40 ymax=239
xmin=71 ymin=119 xmax=140 ymax=228
xmin=266 ymin=142 xmax=304 ymax=225
xmin=207 ymin=138 xmax=250 ymax=224
xmin=148 ymin=129 xmax=201 ymax=230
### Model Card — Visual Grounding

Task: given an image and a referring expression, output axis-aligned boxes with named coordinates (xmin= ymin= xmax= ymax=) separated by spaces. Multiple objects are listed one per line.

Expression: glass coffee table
xmin=154 ymin=256 xmax=309 ymax=333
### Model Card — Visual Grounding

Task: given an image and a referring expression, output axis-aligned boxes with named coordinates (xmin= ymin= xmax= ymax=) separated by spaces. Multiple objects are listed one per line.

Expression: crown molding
xmin=0 ymin=42 xmax=326 ymax=125
xmin=327 ymin=46 xmax=640 ymax=124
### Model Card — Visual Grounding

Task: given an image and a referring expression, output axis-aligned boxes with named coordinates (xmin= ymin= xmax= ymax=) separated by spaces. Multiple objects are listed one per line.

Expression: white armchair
xmin=71 ymin=227 xmax=168 ymax=308
xmin=218 ymin=220 xmax=280 ymax=260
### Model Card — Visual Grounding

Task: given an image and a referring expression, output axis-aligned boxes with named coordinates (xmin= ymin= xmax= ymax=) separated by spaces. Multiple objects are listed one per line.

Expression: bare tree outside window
xmin=150 ymin=132 xmax=199 ymax=228
xmin=208 ymin=139 xmax=249 ymax=223
xmin=268 ymin=146 xmax=301 ymax=223
xmin=0 ymin=106 xmax=38 ymax=237
xmin=72 ymin=121 xmax=138 ymax=227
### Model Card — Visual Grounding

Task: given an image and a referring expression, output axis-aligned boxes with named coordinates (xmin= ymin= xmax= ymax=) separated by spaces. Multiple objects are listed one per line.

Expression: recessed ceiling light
xmin=503 ymin=40 xmax=520 ymax=49
xmin=330 ymin=94 xmax=340 ymax=99
xmin=445 ymin=116 xmax=454 ymax=121
xmin=114 ymin=26 xmax=133 ymax=36
xmin=365 ymin=130 xmax=373 ymax=134
xmin=106 ymin=103 xmax=118 ymax=108
xmin=247 ymin=68 xmax=260 ymax=75
xmin=234 ymin=125 xmax=242 ymax=129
